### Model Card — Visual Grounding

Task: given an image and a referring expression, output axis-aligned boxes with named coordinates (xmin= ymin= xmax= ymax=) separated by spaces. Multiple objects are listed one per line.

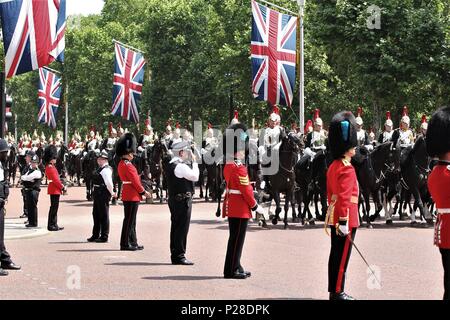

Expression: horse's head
xmin=284 ymin=132 xmax=301 ymax=153
xmin=412 ymin=136 xmax=429 ymax=169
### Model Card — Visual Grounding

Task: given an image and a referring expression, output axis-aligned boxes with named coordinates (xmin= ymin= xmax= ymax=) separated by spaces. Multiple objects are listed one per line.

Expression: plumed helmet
xmin=401 ymin=106 xmax=410 ymax=125
xmin=355 ymin=106 xmax=363 ymax=126
xmin=420 ymin=115 xmax=428 ymax=130
xmin=313 ymin=109 xmax=323 ymax=126
xmin=426 ymin=106 xmax=450 ymax=158
xmin=223 ymin=122 xmax=249 ymax=160
xmin=43 ymin=145 xmax=58 ymax=164
xmin=115 ymin=132 xmax=137 ymax=157
xmin=328 ymin=111 xmax=358 ymax=160
xmin=304 ymin=119 xmax=313 ymax=133
xmin=230 ymin=110 xmax=239 ymax=124
xmin=385 ymin=111 xmax=393 ymax=127
xmin=269 ymin=106 xmax=281 ymax=122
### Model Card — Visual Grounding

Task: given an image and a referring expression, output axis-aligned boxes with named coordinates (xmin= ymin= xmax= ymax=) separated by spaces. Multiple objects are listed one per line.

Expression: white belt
xmin=47 ymin=180 xmax=53 ymax=183
xmin=438 ymin=208 xmax=450 ymax=214
xmin=122 ymin=181 xmax=132 ymax=185
xmin=227 ymin=189 xmax=241 ymax=195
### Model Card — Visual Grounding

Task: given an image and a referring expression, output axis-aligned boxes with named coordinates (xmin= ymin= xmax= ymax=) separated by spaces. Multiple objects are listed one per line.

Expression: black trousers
xmin=21 ymin=188 xmax=28 ymax=216
xmin=25 ymin=190 xmax=39 ymax=226
xmin=168 ymin=197 xmax=192 ymax=262
xmin=0 ymin=205 xmax=12 ymax=266
xmin=91 ymin=189 xmax=111 ymax=239
xmin=440 ymin=249 xmax=450 ymax=300
xmin=328 ymin=227 xmax=357 ymax=293
xmin=224 ymin=218 xmax=249 ymax=277
xmin=120 ymin=201 xmax=139 ymax=248
xmin=48 ymin=195 xmax=60 ymax=229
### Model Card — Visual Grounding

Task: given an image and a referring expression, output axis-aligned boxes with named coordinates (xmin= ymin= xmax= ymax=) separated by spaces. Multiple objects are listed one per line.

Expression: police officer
xmin=43 ymin=145 xmax=66 ymax=231
xmin=19 ymin=150 xmax=34 ymax=219
xmin=167 ymin=141 xmax=199 ymax=265
xmin=326 ymin=111 xmax=360 ymax=300
xmin=0 ymin=138 xmax=21 ymax=276
xmin=21 ymin=154 xmax=42 ymax=228
xmin=116 ymin=133 xmax=151 ymax=251
xmin=426 ymin=106 xmax=450 ymax=300
xmin=87 ymin=150 xmax=115 ymax=243
xmin=222 ymin=122 xmax=265 ymax=279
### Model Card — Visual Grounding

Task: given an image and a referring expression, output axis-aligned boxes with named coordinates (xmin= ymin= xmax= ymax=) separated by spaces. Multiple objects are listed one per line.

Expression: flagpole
xmin=297 ymin=0 xmax=305 ymax=133
xmin=112 ymin=39 xmax=145 ymax=54
xmin=258 ymin=0 xmax=297 ymax=16
xmin=43 ymin=66 xmax=62 ymax=75
xmin=65 ymin=81 xmax=68 ymax=144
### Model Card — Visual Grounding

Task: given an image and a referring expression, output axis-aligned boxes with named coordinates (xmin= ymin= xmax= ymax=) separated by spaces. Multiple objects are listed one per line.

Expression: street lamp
xmin=295 ymin=0 xmax=305 ymax=133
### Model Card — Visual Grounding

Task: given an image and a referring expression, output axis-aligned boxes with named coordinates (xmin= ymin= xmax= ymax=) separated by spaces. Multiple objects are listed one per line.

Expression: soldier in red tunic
xmin=222 ymin=122 xmax=265 ymax=279
xmin=325 ymin=111 xmax=360 ymax=300
xmin=116 ymin=133 xmax=150 ymax=251
xmin=426 ymin=106 xmax=450 ymax=300
xmin=43 ymin=145 xmax=66 ymax=231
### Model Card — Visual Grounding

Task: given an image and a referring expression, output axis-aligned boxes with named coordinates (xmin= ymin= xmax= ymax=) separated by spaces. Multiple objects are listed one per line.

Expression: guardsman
xmin=378 ymin=111 xmax=394 ymax=144
xmin=117 ymin=123 xmax=125 ymax=138
xmin=43 ymin=145 xmax=66 ymax=231
xmin=167 ymin=141 xmax=199 ymax=265
xmin=21 ymin=154 xmax=42 ymax=228
xmin=304 ymin=109 xmax=327 ymax=160
xmin=164 ymin=121 xmax=173 ymax=143
xmin=0 ymin=138 xmax=21 ymax=276
xmin=87 ymin=150 xmax=115 ymax=243
xmin=426 ymin=106 xmax=450 ymax=300
xmin=325 ymin=111 xmax=360 ymax=300
xmin=418 ymin=114 xmax=428 ymax=139
xmin=171 ymin=122 xmax=182 ymax=145
xmin=393 ymin=106 xmax=415 ymax=148
xmin=116 ymin=133 xmax=151 ymax=251
xmin=138 ymin=118 xmax=155 ymax=153
xmin=222 ymin=122 xmax=265 ymax=279
xmin=354 ymin=107 xmax=373 ymax=151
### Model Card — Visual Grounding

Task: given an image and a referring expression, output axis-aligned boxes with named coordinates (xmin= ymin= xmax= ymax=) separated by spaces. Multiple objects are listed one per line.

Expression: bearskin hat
xmin=43 ymin=145 xmax=58 ymax=165
xmin=328 ymin=111 xmax=358 ymax=160
xmin=115 ymin=132 xmax=137 ymax=157
xmin=223 ymin=122 xmax=249 ymax=160
xmin=426 ymin=106 xmax=450 ymax=158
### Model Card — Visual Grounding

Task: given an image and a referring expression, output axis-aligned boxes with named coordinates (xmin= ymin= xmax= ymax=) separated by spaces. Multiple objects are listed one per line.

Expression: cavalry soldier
xmin=426 ymin=106 xmax=450 ymax=300
xmin=54 ymin=132 xmax=63 ymax=149
xmin=167 ymin=141 xmax=199 ymax=265
xmin=31 ymin=130 xmax=39 ymax=150
xmin=326 ymin=111 xmax=360 ymax=300
xmin=117 ymin=123 xmax=125 ymax=138
xmin=417 ymin=114 xmax=428 ymax=139
xmin=43 ymin=145 xmax=66 ymax=231
xmin=304 ymin=109 xmax=327 ymax=160
xmin=222 ymin=122 xmax=265 ymax=279
xmin=393 ymin=106 xmax=415 ymax=148
xmin=40 ymin=132 xmax=47 ymax=147
xmin=87 ymin=150 xmax=115 ymax=243
xmin=68 ymin=134 xmax=77 ymax=152
xmin=354 ymin=107 xmax=373 ymax=151
xmin=21 ymin=154 xmax=42 ymax=228
xmin=116 ymin=133 xmax=151 ymax=251
xmin=138 ymin=118 xmax=155 ymax=152
xmin=106 ymin=122 xmax=118 ymax=151
xmin=230 ymin=110 xmax=239 ymax=125
xmin=378 ymin=111 xmax=394 ymax=143
xmin=171 ymin=122 xmax=182 ymax=145
xmin=163 ymin=121 xmax=173 ymax=143
xmin=85 ymin=129 xmax=98 ymax=154
xmin=0 ymin=138 xmax=21 ymax=276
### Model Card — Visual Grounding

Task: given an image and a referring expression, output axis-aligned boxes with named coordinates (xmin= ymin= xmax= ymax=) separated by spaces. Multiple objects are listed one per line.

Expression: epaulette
xmin=124 ymin=160 xmax=131 ymax=165
xmin=234 ymin=160 xmax=242 ymax=166
xmin=341 ymin=159 xmax=351 ymax=167
xmin=447 ymin=165 xmax=450 ymax=172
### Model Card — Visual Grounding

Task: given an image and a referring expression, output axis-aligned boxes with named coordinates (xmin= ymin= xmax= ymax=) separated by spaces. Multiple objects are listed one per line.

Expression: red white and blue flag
xmin=111 ymin=42 xmax=146 ymax=123
xmin=251 ymin=0 xmax=297 ymax=107
xmin=0 ymin=0 xmax=66 ymax=79
xmin=38 ymin=67 xmax=61 ymax=129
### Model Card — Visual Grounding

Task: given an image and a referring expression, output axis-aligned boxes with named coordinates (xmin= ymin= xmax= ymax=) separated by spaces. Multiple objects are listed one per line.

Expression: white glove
xmin=365 ymin=144 xmax=374 ymax=151
xmin=138 ymin=146 xmax=144 ymax=152
xmin=260 ymin=181 xmax=266 ymax=190
xmin=337 ymin=223 xmax=349 ymax=236
xmin=253 ymin=205 xmax=265 ymax=215
xmin=201 ymin=148 xmax=207 ymax=155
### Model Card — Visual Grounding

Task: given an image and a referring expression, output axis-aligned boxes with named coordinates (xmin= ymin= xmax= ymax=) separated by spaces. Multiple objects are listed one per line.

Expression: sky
xmin=67 ymin=0 xmax=104 ymax=16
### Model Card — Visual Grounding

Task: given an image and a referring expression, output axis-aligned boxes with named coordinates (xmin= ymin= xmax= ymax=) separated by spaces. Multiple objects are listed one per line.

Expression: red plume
xmin=90 ymin=125 xmax=95 ymax=132
xmin=313 ymin=109 xmax=320 ymax=120
xmin=176 ymin=121 xmax=180 ymax=129
xmin=108 ymin=122 xmax=113 ymax=134
xmin=402 ymin=106 xmax=408 ymax=116
xmin=421 ymin=115 xmax=427 ymax=123
xmin=357 ymin=106 xmax=363 ymax=117
xmin=386 ymin=111 xmax=391 ymax=120
xmin=208 ymin=123 xmax=212 ymax=129
xmin=234 ymin=110 xmax=239 ymax=120
xmin=291 ymin=122 xmax=297 ymax=129
xmin=272 ymin=106 xmax=280 ymax=115
xmin=145 ymin=118 xmax=150 ymax=126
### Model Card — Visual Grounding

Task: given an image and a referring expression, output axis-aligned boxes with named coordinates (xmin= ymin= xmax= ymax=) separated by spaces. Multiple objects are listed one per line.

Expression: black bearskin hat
xmin=43 ymin=145 xmax=58 ymax=165
xmin=426 ymin=106 xmax=450 ymax=158
xmin=328 ymin=111 xmax=358 ymax=160
xmin=115 ymin=132 xmax=137 ymax=157
xmin=223 ymin=122 xmax=249 ymax=160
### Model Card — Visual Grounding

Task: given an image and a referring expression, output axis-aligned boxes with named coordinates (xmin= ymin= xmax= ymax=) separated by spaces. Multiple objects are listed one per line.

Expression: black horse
xmin=6 ymin=145 xmax=18 ymax=186
xmin=148 ymin=140 xmax=168 ymax=203
xmin=399 ymin=136 xmax=433 ymax=224
xmin=82 ymin=150 xmax=97 ymax=201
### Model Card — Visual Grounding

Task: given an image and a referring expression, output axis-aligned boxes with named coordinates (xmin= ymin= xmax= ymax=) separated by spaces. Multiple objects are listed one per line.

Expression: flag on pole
xmin=111 ymin=42 xmax=146 ymax=123
xmin=251 ymin=0 xmax=297 ymax=107
xmin=38 ymin=67 xmax=61 ymax=129
xmin=0 ymin=0 xmax=66 ymax=79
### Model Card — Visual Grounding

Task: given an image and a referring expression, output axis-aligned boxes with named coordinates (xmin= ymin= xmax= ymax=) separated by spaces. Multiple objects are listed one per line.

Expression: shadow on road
xmin=142 ymin=275 xmax=224 ymax=281
xmin=57 ymin=249 xmax=121 ymax=252
xmin=105 ymin=262 xmax=172 ymax=266
xmin=49 ymin=241 xmax=88 ymax=244
xmin=255 ymin=297 xmax=320 ymax=300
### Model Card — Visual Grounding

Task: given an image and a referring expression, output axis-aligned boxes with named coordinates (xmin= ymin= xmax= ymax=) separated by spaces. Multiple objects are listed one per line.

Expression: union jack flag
xmin=38 ymin=67 xmax=61 ymax=129
xmin=111 ymin=42 xmax=146 ymax=123
xmin=0 ymin=0 xmax=66 ymax=79
xmin=251 ymin=0 xmax=297 ymax=107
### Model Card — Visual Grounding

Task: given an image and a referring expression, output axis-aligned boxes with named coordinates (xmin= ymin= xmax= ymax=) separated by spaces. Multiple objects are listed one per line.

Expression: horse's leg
xmin=283 ymin=191 xmax=291 ymax=229
xmin=271 ymin=192 xmax=281 ymax=225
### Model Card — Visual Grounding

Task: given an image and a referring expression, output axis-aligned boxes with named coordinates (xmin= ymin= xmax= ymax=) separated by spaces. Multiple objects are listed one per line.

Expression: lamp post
xmin=296 ymin=0 xmax=305 ymax=133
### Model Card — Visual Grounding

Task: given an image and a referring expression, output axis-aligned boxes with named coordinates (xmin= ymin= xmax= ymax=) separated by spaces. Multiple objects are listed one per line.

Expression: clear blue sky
xmin=67 ymin=0 xmax=104 ymax=16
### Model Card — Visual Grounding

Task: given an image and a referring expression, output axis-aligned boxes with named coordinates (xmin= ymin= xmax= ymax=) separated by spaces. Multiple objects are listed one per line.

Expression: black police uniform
xmin=22 ymin=166 xmax=42 ymax=227
xmin=0 ymin=161 xmax=13 ymax=269
xmin=20 ymin=163 xmax=30 ymax=218
xmin=90 ymin=165 xmax=112 ymax=241
xmin=167 ymin=159 xmax=194 ymax=264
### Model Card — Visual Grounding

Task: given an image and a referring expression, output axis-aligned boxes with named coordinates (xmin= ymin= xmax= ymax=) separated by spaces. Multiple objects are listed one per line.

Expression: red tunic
xmin=326 ymin=158 xmax=360 ymax=229
xmin=118 ymin=159 xmax=145 ymax=202
xmin=45 ymin=164 xmax=64 ymax=195
xmin=428 ymin=164 xmax=450 ymax=249
xmin=222 ymin=161 xmax=257 ymax=219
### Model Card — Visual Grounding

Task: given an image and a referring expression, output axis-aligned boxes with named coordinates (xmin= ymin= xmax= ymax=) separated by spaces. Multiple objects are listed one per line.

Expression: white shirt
xmin=0 ymin=162 xmax=4 ymax=181
xmin=170 ymin=157 xmax=199 ymax=182
xmin=99 ymin=164 xmax=114 ymax=196
xmin=21 ymin=167 xmax=42 ymax=182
